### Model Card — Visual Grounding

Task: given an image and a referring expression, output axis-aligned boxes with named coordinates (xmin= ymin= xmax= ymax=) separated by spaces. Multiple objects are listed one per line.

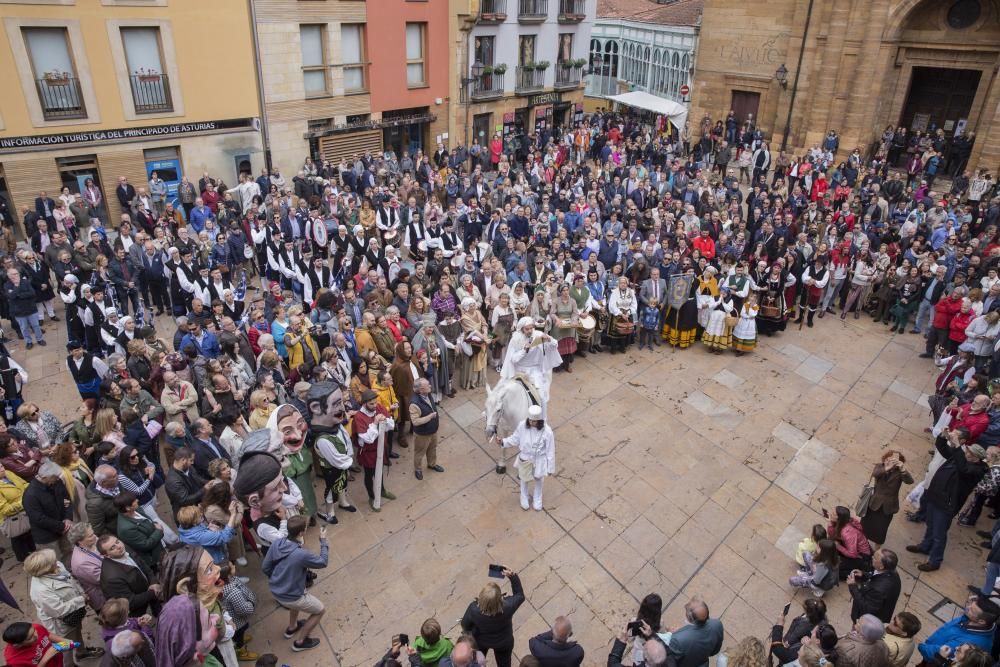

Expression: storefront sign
xmin=0 ymin=117 xmax=258 ymax=152
xmin=527 ymin=92 xmax=562 ymax=107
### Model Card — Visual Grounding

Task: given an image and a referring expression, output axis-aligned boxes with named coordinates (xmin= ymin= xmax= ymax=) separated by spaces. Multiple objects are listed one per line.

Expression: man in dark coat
xmin=847 ymin=548 xmax=902 ymax=623
xmin=84 ymin=465 xmax=121 ymax=537
xmin=907 ymin=426 xmax=988 ymax=571
xmin=529 ymin=617 xmax=585 ymax=667
xmin=97 ymin=534 xmax=160 ymax=616
xmin=22 ymin=461 xmax=72 ymax=558
xmin=164 ymin=447 xmax=207 ymax=519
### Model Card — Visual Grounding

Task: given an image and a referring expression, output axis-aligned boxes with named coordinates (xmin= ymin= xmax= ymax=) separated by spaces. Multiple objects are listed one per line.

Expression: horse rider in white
xmin=500 ymin=316 xmax=562 ymax=409
xmin=497 ymin=404 xmax=556 ymax=511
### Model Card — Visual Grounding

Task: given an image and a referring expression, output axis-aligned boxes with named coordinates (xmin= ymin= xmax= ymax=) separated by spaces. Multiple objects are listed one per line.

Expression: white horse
xmin=484 ymin=377 xmax=538 ymax=438
xmin=484 ymin=377 xmax=540 ymax=472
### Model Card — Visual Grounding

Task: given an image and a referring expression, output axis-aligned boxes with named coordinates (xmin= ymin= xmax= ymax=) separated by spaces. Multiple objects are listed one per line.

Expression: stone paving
xmin=0 ymin=311 xmax=985 ymax=666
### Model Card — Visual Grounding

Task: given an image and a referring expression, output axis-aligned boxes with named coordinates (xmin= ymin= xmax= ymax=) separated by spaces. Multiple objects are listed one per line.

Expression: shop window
xmin=341 ymin=24 xmax=366 ymax=92
xmin=56 ymin=156 xmax=103 ymax=211
xmin=121 ymin=27 xmax=172 ymax=113
xmin=406 ymin=23 xmax=426 ymax=87
xmin=300 ymin=24 xmax=329 ymax=97
xmin=22 ymin=27 xmax=86 ymax=120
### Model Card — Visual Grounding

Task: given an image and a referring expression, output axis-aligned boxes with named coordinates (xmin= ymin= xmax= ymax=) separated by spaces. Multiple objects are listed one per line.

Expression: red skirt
xmin=557 ymin=337 xmax=578 ymax=356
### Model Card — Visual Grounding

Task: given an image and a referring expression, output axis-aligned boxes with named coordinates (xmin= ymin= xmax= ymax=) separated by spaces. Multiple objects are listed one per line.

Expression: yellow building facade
xmin=0 ymin=0 xmax=264 ymax=235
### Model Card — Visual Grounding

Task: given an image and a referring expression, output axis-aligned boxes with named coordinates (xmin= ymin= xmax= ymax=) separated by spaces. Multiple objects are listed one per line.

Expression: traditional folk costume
xmin=702 ymin=291 xmax=736 ymax=352
xmin=268 ymin=406 xmax=317 ymax=519
xmin=695 ymin=272 xmax=720 ymax=331
xmin=352 ymin=398 xmax=395 ymax=505
xmin=796 ymin=259 xmax=831 ymax=328
xmin=313 ymin=422 xmax=356 ymax=524
xmin=757 ymin=267 xmax=789 ymax=336
xmin=662 ymin=276 xmax=699 ymax=348
xmin=725 ymin=272 xmax=751 ymax=312
xmin=457 ymin=299 xmax=489 ymax=390
xmin=500 ymin=317 xmax=561 ymax=408
xmin=732 ymin=302 xmax=759 ymax=354
xmin=549 ymin=293 xmax=579 ymax=370
xmin=607 ymin=284 xmax=638 ymax=353
xmin=500 ymin=405 xmax=555 ymax=511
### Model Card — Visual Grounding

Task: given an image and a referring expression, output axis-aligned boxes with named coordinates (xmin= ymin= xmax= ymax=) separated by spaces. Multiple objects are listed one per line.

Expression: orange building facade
xmin=367 ymin=0 xmax=451 ymax=158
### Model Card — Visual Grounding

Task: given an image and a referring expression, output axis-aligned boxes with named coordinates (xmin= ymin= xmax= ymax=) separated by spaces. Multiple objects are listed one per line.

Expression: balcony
xmin=554 ymin=63 xmax=583 ymax=89
xmin=558 ymin=0 xmax=586 ymax=21
xmin=518 ymin=0 xmax=548 ymax=23
xmin=479 ymin=0 xmax=507 ymax=22
xmin=35 ymin=76 xmax=86 ymax=120
xmin=129 ymin=73 xmax=173 ymax=114
xmin=470 ymin=71 xmax=505 ymax=100
xmin=515 ymin=66 xmax=545 ymax=94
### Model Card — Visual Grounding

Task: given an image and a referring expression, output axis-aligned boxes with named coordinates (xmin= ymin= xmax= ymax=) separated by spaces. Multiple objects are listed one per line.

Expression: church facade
xmin=690 ymin=0 xmax=1000 ymax=170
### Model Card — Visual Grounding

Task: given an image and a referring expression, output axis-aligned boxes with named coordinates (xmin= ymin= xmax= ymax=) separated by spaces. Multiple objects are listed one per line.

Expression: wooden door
xmin=731 ymin=90 xmax=761 ymax=131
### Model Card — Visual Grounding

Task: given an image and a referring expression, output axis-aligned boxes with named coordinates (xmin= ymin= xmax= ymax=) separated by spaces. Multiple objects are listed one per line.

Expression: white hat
xmin=517 ymin=316 xmax=534 ymax=331
xmin=527 ymin=405 xmax=543 ymax=420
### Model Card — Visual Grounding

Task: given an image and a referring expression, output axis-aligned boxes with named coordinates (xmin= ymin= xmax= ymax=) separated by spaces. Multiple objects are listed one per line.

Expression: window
xmin=121 ymin=27 xmax=171 ymax=113
xmin=300 ymin=24 xmax=328 ymax=96
xmin=474 ymin=36 xmax=495 ymax=66
xmin=557 ymin=33 xmax=572 ymax=63
xmin=518 ymin=34 xmax=535 ymax=65
xmin=22 ymin=27 xmax=85 ymax=119
xmin=405 ymin=23 xmax=426 ymax=87
xmin=341 ymin=24 xmax=365 ymax=92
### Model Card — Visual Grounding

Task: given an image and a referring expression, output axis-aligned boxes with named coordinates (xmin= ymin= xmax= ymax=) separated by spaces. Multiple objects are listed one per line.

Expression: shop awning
xmin=606 ymin=91 xmax=688 ymax=129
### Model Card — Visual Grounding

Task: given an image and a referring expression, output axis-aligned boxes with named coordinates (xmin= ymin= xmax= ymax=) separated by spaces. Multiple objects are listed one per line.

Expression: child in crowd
xmin=415 ymin=617 xmax=454 ymax=667
xmin=220 ymin=564 xmax=259 ymax=662
xmin=98 ymin=598 xmax=153 ymax=654
xmin=794 ymin=524 xmax=828 ymax=568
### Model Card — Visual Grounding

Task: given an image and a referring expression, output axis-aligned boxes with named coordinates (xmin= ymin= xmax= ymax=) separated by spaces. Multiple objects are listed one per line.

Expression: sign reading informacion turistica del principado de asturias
xmin=0 ymin=118 xmax=259 ymax=152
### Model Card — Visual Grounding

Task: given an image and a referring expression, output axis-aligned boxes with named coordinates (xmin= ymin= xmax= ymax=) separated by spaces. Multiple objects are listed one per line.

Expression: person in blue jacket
xmin=918 ymin=593 xmax=998 ymax=660
xmin=176 ymin=504 xmax=238 ymax=565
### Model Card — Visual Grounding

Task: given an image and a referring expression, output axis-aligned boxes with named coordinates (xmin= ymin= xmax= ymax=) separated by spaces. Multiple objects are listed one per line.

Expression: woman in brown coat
xmin=389 ymin=340 xmax=416 ymax=449
xmin=861 ymin=449 xmax=914 ymax=547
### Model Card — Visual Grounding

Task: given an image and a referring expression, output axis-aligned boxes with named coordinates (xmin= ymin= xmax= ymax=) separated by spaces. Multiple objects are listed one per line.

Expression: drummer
xmin=584 ymin=268 xmax=607 ymax=353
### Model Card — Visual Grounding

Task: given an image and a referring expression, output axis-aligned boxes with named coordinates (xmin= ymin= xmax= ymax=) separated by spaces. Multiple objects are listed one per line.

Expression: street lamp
xmin=591 ymin=53 xmax=604 ymax=95
xmin=775 ymin=63 xmax=788 ymax=89
xmin=462 ymin=60 xmax=486 ymax=147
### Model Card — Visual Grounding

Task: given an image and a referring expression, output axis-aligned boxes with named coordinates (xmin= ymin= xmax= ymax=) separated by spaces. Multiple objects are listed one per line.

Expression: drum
xmin=417 ymin=239 xmax=428 ymax=254
xmin=383 ymin=228 xmax=399 ymax=245
xmin=577 ymin=314 xmax=596 ymax=343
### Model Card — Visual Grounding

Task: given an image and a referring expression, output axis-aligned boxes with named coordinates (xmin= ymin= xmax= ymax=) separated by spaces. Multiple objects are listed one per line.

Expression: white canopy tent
xmin=606 ymin=90 xmax=688 ymax=131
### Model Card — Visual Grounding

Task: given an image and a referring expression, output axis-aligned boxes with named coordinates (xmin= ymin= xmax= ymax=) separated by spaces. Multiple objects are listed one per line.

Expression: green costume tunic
xmin=285 ymin=449 xmax=317 ymax=518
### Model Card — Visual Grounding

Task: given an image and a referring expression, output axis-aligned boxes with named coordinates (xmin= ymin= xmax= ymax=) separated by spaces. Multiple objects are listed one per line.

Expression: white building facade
xmin=587 ymin=14 xmax=698 ymax=104
xmin=464 ymin=0 xmax=595 ymax=143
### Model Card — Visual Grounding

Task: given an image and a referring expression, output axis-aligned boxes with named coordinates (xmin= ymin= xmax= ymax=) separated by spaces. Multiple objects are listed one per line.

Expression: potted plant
xmin=482 ymin=65 xmax=495 ymax=75
xmin=572 ymin=58 xmax=587 ymax=68
xmin=522 ymin=62 xmax=536 ymax=71
xmin=535 ymin=60 xmax=550 ymax=70
xmin=559 ymin=60 xmax=573 ymax=70
xmin=43 ymin=70 xmax=71 ymax=85
xmin=135 ymin=67 xmax=162 ymax=83
xmin=493 ymin=63 xmax=508 ymax=75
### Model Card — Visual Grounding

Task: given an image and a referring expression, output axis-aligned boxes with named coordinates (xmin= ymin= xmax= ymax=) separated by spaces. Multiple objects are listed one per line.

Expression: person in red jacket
xmin=810 ymin=172 xmax=829 ymax=202
xmin=947 ymin=298 xmax=976 ymax=353
xmin=692 ymin=227 xmax=717 ymax=261
xmin=351 ymin=389 xmax=396 ymax=511
xmin=947 ymin=394 xmax=992 ymax=444
xmin=922 ymin=288 xmax=964 ymax=357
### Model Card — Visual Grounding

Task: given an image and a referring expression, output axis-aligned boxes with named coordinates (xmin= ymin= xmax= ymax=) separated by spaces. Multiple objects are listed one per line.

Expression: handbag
xmin=855 ymin=474 xmax=875 ymax=518
xmin=61 ymin=606 xmax=87 ymax=628
xmin=0 ymin=511 xmax=30 ymax=538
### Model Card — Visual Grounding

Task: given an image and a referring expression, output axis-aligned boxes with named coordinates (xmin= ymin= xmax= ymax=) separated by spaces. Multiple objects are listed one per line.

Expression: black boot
xmin=807 ymin=309 xmax=815 ymax=328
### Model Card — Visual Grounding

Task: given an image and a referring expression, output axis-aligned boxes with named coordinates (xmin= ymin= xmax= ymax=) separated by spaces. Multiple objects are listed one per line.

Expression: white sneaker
xmin=533 ymin=504 xmax=543 ymax=511
xmin=235 ymin=557 xmax=248 ymax=567
xmin=520 ymin=497 xmax=530 ymax=510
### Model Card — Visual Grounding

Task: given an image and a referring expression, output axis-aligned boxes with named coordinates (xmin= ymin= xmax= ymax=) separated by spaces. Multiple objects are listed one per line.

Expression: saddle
xmin=511 ymin=373 xmax=542 ymax=407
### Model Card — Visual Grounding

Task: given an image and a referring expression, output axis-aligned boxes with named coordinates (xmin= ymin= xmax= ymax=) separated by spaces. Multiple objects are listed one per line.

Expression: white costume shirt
xmin=501 ymin=421 xmax=556 ymax=479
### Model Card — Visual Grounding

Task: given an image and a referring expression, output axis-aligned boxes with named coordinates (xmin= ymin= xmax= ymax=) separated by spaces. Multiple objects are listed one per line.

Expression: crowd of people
xmin=0 ymin=106 xmax=995 ymax=667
